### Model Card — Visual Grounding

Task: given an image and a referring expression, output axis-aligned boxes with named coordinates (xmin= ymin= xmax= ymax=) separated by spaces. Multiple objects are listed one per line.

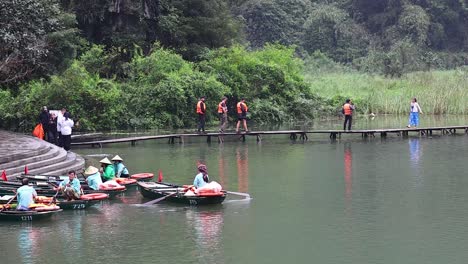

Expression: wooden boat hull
xmin=0 ymin=209 xmax=62 ymax=221
xmin=57 ymin=199 xmax=101 ymax=210
xmin=0 ymin=186 xmax=125 ymax=199
xmin=138 ymin=182 xmax=226 ymax=206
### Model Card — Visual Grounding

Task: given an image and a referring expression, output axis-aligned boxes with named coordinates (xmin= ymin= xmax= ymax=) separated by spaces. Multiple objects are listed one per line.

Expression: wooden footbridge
xmin=70 ymin=125 xmax=468 ymax=147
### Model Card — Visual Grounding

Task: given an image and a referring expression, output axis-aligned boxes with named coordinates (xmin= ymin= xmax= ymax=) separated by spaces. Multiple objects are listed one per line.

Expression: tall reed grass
xmin=306 ymin=68 xmax=468 ymax=115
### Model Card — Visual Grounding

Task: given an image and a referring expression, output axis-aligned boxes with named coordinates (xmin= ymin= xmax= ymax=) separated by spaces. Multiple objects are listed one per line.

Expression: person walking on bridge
xmin=407 ymin=97 xmax=423 ymax=128
xmin=342 ymin=99 xmax=355 ymax=131
xmin=196 ymin=96 xmax=206 ymax=133
xmin=236 ymin=98 xmax=249 ymax=133
xmin=218 ymin=96 xmax=228 ymax=133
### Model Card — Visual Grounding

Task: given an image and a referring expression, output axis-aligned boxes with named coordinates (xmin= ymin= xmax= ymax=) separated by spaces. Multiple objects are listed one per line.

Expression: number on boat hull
xmin=72 ymin=204 xmax=86 ymax=209
xmin=21 ymin=216 xmax=33 ymax=221
xmin=189 ymin=200 xmax=197 ymax=205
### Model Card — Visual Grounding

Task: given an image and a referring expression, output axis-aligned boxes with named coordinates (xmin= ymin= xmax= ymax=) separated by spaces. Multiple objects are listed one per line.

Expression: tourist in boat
xmin=407 ymin=97 xmax=423 ymax=128
xmin=218 ymin=96 xmax=228 ymax=133
xmin=342 ymin=99 xmax=355 ymax=131
xmin=112 ymin=155 xmax=129 ymax=178
xmin=100 ymin=157 xmax=115 ymax=181
xmin=193 ymin=164 xmax=209 ymax=188
xmin=236 ymin=98 xmax=248 ymax=133
xmin=196 ymin=96 xmax=206 ymax=133
xmin=16 ymin=178 xmax=37 ymax=211
xmin=59 ymin=112 xmax=74 ymax=151
xmin=58 ymin=170 xmax=81 ymax=201
xmin=84 ymin=166 xmax=102 ymax=190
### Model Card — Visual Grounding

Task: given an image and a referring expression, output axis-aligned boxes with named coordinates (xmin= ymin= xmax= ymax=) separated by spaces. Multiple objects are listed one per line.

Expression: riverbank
xmin=307 ymin=69 xmax=468 ymax=115
xmin=0 ymin=130 xmax=84 ymax=180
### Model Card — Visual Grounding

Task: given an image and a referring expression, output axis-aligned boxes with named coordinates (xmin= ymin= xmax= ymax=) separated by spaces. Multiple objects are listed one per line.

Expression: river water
xmin=3 ymin=116 xmax=468 ymax=264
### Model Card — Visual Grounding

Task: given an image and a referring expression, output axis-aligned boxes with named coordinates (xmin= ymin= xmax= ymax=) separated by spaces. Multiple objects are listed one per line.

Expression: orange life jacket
xmin=237 ymin=102 xmax=248 ymax=114
xmin=218 ymin=102 xmax=226 ymax=113
xmin=343 ymin=103 xmax=352 ymax=115
xmin=196 ymin=101 xmax=205 ymax=114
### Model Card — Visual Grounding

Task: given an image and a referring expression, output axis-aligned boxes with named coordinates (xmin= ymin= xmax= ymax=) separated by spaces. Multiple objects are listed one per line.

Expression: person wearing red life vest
xmin=236 ymin=98 xmax=248 ymax=133
xmin=217 ymin=96 xmax=228 ymax=133
xmin=196 ymin=96 xmax=206 ymax=133
xmin=342 ymin=99 xmax=356 ymax=131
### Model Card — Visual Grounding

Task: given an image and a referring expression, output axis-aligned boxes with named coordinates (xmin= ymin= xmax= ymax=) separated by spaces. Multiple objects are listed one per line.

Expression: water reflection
xmin=186 ymin=209 xmax=224 ymax=264
xmin=18 ymin=225 xmax=35 ymax=264
xmin=218 ymin=146 xmax=228 ymax=187
xmin=236 ymin=147 xmax=249 ymax=193
xmin=409 ymin=138 xmax=423 ymax=187
xmin=344 ymin=143 xmax=353 ymax=215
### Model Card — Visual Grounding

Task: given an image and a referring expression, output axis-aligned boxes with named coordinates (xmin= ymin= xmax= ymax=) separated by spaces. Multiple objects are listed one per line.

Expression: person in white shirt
xmin=57 ymin=108 xmax=66 ymax=147
xmin=407 ymin=97 xmax=423 ymax=128
xmin=60 ymin=112 xmax=74 ymax=151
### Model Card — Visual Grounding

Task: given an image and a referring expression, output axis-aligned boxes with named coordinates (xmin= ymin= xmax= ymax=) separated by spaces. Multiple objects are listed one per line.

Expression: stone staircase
xmin=0 ymin=130 xmax=85 ymax=180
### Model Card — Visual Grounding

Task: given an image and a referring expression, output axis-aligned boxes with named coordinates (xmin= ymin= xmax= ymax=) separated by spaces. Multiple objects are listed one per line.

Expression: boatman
xmin=217 ymin=96 xmax=228 ymax=133
xmin=84 ymin=166 xmax=102 ymax=190
xmin=16 ymin=178 xmax=37 ymax=211
xmin=236 ymin=98 xmax=248 ymax=133
xmin=196 ymin=96 xmax=206 ymax=133
xmin=100 ymin=157 xmax=115 ymax=182
xmin=59 ymin=170 xmax=81 ymax=201
xmin=112 ymin=155 xmax=129 ymax=178
xmin=342 ymin=99 xmax=355 ymax=131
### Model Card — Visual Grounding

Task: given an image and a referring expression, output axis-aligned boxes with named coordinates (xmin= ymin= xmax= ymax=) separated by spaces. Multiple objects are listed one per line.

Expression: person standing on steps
xmin=47 ymin=112 xmax=58 ymax=145
xmin=59 ymin=112 xmax=74 ymax=151
xmin=39 ymin=106 xmax=50 ymax=141
xmin=57 ymin=108 xmax=67 ymax=147
xmin=407 ymin=97 xmax=423 ymax=128
xmin=236 ymin=98 xmax=249 ymax=133
xmin=196 ymin=96 xmax=206 ymax=133
xmin=218 ymin=96 xmax=228 ymax=133
xmin=342 ymin=99 xmax=355 ymax=131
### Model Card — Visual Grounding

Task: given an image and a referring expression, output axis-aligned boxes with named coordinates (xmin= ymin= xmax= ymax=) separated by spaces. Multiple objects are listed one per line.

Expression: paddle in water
xmin=143 ymin=192 xmax=178 ymax=205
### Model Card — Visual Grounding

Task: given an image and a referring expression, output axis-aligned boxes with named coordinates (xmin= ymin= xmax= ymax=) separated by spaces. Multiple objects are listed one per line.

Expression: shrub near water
xmin=307 ymin=68 xmax=468 ymax=115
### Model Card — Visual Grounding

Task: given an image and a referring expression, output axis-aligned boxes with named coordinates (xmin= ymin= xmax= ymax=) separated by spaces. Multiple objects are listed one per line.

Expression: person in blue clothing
xmin=193 ymin=164 xmax=210 ymax=188
xmin=17 ymin=178 xmax=37 ymax=211
xmin=112 ymin=155 xmax=129 ymax=178
xmin=84 ymin=166 xmax=102 ymax=191
xmin=59 ymin=170 xmax=81 ymax=201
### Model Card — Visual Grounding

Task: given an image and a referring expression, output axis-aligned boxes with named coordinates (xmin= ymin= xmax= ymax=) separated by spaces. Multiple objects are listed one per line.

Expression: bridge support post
xmin=207 ymin=136 xmax=211 ymax=143
xmin=380 ymin=132 xmax=387 ymax=138
xmin=179 ymin=136 xmax=185 ymax=144
xmin=242 ymin=135 xmax=246 ymax=142
xmin=131 ymin=140 xmax=136 ymax=146
xmin=290 ymin=133 xmax=297 ymax=141
xmin=256 ymin=135 xmax=262 ymax=142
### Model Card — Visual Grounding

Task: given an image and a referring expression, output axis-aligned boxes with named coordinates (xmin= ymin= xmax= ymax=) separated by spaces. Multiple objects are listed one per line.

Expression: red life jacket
xmin=237 ymin=102 xmax=248 ymax=114
xmin=343 ymin=103 xmax=352 ymax=115
xmin=196 ymin=101 xmax=206 ymax=114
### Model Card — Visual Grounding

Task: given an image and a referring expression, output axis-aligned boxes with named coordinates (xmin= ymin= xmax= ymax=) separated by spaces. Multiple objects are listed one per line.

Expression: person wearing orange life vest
xmin=236 ymin=98 xmax=249 ymax=133
xmin=217 ymin=96 xmax=228 ymax=133
xmin=342 ymin=99 xmax=356 ymax=131
xmin=196 ymin=96 xmax=206 ymax=133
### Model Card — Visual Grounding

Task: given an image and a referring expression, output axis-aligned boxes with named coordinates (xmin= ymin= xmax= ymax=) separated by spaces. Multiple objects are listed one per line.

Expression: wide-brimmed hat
xmin=99 ymin=157 xmax=112 ymax=165
xmin=111 ymin=155 xmax=123 ymax=161
xmin=84 ymin=166 xmax=99 ymax=175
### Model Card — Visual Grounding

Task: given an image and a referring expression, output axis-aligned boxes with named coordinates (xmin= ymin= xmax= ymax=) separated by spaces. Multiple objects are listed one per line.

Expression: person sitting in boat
xmin=17 ymin=178 xmax=37 ymax=211
xmin=112 ymin=155 xmax=129 ymax=178
xmin=84 ymin=166 xmax=102 ymax=191
xmin=193 ymin=164 xmax=209 ymax=188
xmin=58 ymin=170 xmax=81 ymax=201
xmin=99 ymin=157 xmax=115 ymax=182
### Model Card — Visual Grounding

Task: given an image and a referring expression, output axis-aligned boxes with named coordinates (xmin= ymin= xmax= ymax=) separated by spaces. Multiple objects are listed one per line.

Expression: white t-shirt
xmin=60 ymin=119 xmax=74 ymax=135
xmin=410 ymin=102 xmax=422 ymax=113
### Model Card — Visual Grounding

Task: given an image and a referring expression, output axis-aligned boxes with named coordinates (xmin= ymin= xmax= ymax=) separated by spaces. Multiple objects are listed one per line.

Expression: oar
xmin=226 ymin=191 xmax=251 ymax=199
xmin=143 ymin=192 xmax=178 ymax=205
xmin=0 ymin=193 xmax=18 ymax=212
xmin=48 ymin=188 xmax=60 ymax=205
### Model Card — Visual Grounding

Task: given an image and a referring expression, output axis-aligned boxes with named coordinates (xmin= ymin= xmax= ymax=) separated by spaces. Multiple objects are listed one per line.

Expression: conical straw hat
xmin=84 ymin=166 xmax=99 ymax=175
xmin=99 ymin=157 xmax=112 ymax=165
xmin=111 ymin=155 xmax=123 ymax=161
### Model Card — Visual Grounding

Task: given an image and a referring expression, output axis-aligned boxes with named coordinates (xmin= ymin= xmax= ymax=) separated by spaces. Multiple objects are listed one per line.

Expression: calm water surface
xmin=3 ymin=116 xmax=468 ymax=264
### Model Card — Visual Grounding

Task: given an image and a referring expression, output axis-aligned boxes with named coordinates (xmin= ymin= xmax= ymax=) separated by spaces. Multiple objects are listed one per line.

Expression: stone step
xmin=1 ymin=145 xmax=60 ymax=172
xmin=5 ymin=145 xmax=67 ymax=176
xmin=0 ymin=136 xmax=51 ymax=163
xmin=46 ymin=153 xmax=85 ymax=176
xmin=8 ymin=151 xmax=78 ymax=180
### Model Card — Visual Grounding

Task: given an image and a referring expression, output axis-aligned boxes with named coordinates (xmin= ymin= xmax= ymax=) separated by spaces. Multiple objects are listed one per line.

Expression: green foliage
xmin=0 ymin=0 xmax=82 ymax=86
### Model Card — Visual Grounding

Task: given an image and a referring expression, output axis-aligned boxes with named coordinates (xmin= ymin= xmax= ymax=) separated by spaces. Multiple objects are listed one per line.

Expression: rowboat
xmin=0 ymin=209 xmax=62 ymax=221
xmin=0 ymin=185 xmax=125 ymax=199
xmin=0 ymin=193 xmax=109 ymax=210
xmin=130 ymin=173 xmax=154 ymax=182
xmin=18 ymin=174 xmax=138 ymax=187
xmin=138 ymin=182 xmax=227 ymax=206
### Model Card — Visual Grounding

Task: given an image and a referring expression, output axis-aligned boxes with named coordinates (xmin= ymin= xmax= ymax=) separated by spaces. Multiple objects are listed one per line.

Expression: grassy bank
xmin=306 ymin=68 xmax=468 ymax=115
